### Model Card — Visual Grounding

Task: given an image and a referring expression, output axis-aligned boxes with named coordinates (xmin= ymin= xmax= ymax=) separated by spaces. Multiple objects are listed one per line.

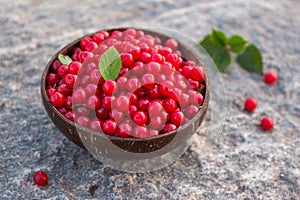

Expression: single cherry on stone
xmin=261 ymin=116 xmax=274 ymax=131
xmin=264 ymin=71 xmax=277 ymax=85
xmin=33 ymin=171 xmax=48 ymax=187
xmin=244 ymin=97 xmax=257 ymax=112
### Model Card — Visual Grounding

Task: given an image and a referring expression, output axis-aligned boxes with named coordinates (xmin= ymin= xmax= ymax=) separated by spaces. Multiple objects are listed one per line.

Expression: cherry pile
xmin=46 ymin=28 xmax=206 ymax=138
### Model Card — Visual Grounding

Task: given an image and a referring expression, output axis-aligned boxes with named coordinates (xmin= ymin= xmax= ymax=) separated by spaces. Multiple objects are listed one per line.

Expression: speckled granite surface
xmin=1 ymin=0 xmax=300 ymax=199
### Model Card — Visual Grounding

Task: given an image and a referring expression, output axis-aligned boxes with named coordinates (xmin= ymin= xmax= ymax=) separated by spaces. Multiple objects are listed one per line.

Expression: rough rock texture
xmin=1 ymin=0 xmax=299 ymax=199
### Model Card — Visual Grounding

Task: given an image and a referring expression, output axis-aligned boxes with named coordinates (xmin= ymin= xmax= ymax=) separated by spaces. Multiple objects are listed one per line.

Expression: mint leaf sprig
xmin=199 ymin=28 xmax=263 ymax=74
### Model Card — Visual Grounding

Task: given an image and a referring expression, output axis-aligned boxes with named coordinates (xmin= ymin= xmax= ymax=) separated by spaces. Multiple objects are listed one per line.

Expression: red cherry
xmin=102 ymin=80 xmax=118 ymax=95
xmin=264 ymin=71 xmax=277 ymax=84
xmin=261 ymin=117 xmax=274 ymax=131
xmin=118 ymin=123 xmax=133 ymax=138
xmin=156 ymin=74 xmax=166 ymax=83
xmin=148 ymin=101 xmax=164 ymax=116
xmin=149 ymin=116 xmax=163 ymax=130
xmin=170 ymin=88 xmax=183 ymax=102
xmin=114 ymin=95 xmax=130 ymax=112
xmin=129 ymin=105 xmax=138 ymax=117
xmin=119 ymin=68 xmax=129 ymax=77
xmin=140 ymin=52 xmax=151 ymax=63
xmin=191 ymin=66 xmax=205 ymax=82
xmin=151 ymin=53 xmax=165 ymax=64
xmin=65 ymin=111 xmax=75 ymax=121
xmin=110 ymin=110 xmax=124 ymax=123
xmin=146 ymin=62 xmax=161 ymax=74
xmin=141 ymin=73 xmax=155 ymax=86
xmin=62 ymin=74 xmax=77 ymax=89
xmin=161 ymin=62 xmax=174 ymax=76
xmin=190 ymin=92 xmax=204 ymax=107
xmin=87 ymin=95 xmax=101 ymax=110
xmin=96 ymin=44 xmax=108 ymax=54
xmin=148 ymin=129 xmax=159 ymax=137
xmin=64 ymin=96 xmax=73 ymax=110
xmin=171 ymin=111 xmax=184 ymax=126
xmin=148 ymin=85 xmax=160 ymax=99
xmin=176 ymin=80 xmax=188 ymax=92
xmin=159 ymin=47 xmax=172 ymax=57
xmin=85 ymin=84 xmax=100 ymax=96
xmin=78 ymin=51 xmax=93 ymax=63
xmin=132 ymin=111 xmax=148 ymax=126
xmin=89 ymin=118 xmax=103 ymax=131
xmin=85 ymin=41 xmax=98 ymax=52
xmin=46 ymin=73 xmax=58 ymax=86
xmin=124 ymin=28 xmax=136 ymax=36
xmin=159 ymin=81 xmax=174 ymax=96
xmin=164 ymin=38 xmax=178 ymax=51
xmin=117 ymin=77 xmax=128 ymax=90
xmin=46 ymin=87 xmax=56 ymax=98
xmin=72 ymin=88 xmax=86 ymax=104
xmin=129 ymin=46 xmax=141 ymax=60
xmin=184 ymin=105 xmax=198 ymax=119
xmin=102 ymin=120 xmax=118 ymax=135
xmin=56 ymin=84 xmax=71 ymax=97
xmin=76 ymin=116 xmax=89 ymax=127
xmin=96 ymin=106 xmax=109 ymax=120
xmin=244 ymin=97 xmax=257 ymax=112
xmin=51 ymin=60 xmax=61 ymax=73
xmin=136 ymin=98 xmax=150 ymax=111
xmin=80 ymin=37 xmax=92 ymax=49
xmin=121 ymin=53 xmax=134 ymax=68
xmin=188 ymin=79 xmax=200 ymax=90
xmin=33 ymin=171 xmax=48 ymax=187
xmin=50 ymin=92 xmax=65 ymax=107
xmin=102 ymin=96 xmax=115 ymax=110
xmin=163 ymin=98 xmax=177 ymax=113
xmin=139 ymin=43 xmax=150 ymax=52
xmin=90 ymin=69 xmax=104 ymax=85
xmin=181 ymin=65 xmax=193 ymax=79
xmin=68 ymin=61 xmax=82 ymax=75
xmin=163 ymin=123 xmax=177 ymax=133
xmin=131 ymin=62 xmax=146 ymax=76
xmin=58 ymin=107 xmax=67 ymax=115
xmin=92 ymin=32 xmax=105 ymax=44
xmin=84 ymin=62 xmax=97 ymax=75
xmin=127 ymin=93 xmax=138 ymax=105
xmin=127 ymin=78 xmax=140 ymax=91
xmin=179 ymin=93 xmax=190 ymax=108
xmin=79 ymin=75 xmax=90 ymax=86
xmin=136 ymin=30 xmax=145 ymax=38
xmin=166 ymin=53 xmax=180 ymax=69
xmin=133 ymin=126 xmax=148 ymax=138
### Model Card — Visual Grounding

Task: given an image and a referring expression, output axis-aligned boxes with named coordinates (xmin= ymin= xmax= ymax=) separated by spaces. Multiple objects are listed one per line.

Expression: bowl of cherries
xmin=41 ymin=27 xmax=209 ymax=169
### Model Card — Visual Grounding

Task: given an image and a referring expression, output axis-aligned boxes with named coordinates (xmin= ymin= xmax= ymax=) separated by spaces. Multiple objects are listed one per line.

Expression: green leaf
xmin=229 ymin=35 xmax=248 ymax=54
xmin=210 ymin=28 xmax=228 ymax=46
xmin=237 ymin=44 xmax=263 ymax=74
xmin=58 ymin=54 xmax=72 ymax=65
xmin=98 ymin=46 xmax=122 ymax=81
xmin=200 ymin=35 xmax=231 ymax=71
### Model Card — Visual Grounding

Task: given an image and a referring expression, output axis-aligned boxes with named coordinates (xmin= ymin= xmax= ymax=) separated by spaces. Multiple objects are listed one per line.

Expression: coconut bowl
xmin=41 ymin=27 xmax=210 ymax=169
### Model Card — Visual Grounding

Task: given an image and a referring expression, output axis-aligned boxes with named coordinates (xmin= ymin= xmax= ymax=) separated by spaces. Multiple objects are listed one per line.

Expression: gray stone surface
xmin=1 ymin=0 xmax=300 ymax=199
